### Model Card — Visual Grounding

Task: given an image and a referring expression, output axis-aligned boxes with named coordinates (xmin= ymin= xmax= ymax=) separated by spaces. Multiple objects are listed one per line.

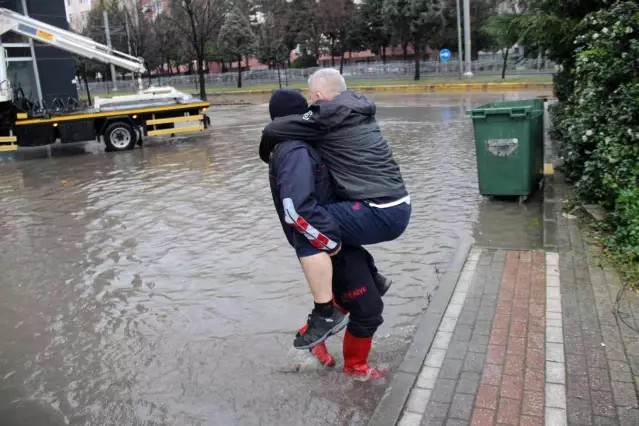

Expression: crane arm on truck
xmin=0 ymin=7 xmax=147 ymax=102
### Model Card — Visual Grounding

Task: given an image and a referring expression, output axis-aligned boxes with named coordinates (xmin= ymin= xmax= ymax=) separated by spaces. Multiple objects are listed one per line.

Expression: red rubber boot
xmin=343 ymin=330 xmax=387 ymax=381
xmin=298 ymin=325 xmax=336 ymax=367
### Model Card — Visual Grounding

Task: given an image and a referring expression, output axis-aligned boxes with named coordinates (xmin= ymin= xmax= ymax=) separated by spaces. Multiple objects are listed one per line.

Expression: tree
xmin=218 ymin=7 xmax=257 ymax=88
xmin=167 ymin=0 xmax=227 ymax=100
xmin=482 ymin=13 xmax=522 ymax=79
xmin=385 ymin=0 xmax=445 ymax=80
xmin=255 ymin=10 xmax=290 ymax=87
xmin=359 ymin=0 xmax=392 ymax=63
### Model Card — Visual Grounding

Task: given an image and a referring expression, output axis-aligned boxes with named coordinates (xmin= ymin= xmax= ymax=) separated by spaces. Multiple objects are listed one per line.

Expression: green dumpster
xmin=468 ymin=99 xmax=545 ymax=199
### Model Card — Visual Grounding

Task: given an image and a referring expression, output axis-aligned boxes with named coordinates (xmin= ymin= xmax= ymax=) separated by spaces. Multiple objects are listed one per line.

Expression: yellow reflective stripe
xmin=146 ymin=115 xmax=203 ymax=125
xmin=0 ymin=145 xmax=17 ymax=152
xmin=0 ymin=136 xmax=17 ymax=142
xmin=15 ymin=102 xmax=209 ymax=125
xmin=147 ymin=125 xmax=204 ymax=136
xmin=16 ymin=113 xmax=28 ymax=119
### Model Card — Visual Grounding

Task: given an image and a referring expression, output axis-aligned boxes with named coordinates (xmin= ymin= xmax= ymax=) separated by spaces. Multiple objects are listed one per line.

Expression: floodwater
xmin=0 ymin=92 xmax=548 ymax=426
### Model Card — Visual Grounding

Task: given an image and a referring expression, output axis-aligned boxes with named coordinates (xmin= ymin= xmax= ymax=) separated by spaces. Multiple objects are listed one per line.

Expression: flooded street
xmin=0 ymin=92 xmax=548 ymax=425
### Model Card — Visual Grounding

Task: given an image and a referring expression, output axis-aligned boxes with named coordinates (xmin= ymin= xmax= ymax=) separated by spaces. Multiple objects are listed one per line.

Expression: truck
xmin=0 ymin=7 xmax=210 ymax=153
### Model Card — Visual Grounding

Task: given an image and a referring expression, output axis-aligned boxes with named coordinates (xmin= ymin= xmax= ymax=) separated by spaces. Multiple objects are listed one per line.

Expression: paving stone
xmin=608 ymin=360 xmax=634 ymax=383
xmin=591 ymin=390 xmax=616 ymax=418
xmin=567 ymin=354 xmax=588 ymax=376
xmin=481 ymin=364 xmax=502 ymax=386
xmin=449 ymin=393 xmax=474 ymax=421
xmin=417 ymin=366 xmax=440 ymax=389
xmin=473 ymin=320 xmax=492 ymax=337
xmin=431 ymin=379 xmax=457 ymax=403
xmin=475 ymin=384 xmax=498 ymax=410
xmin=524 ymin=368 xmax=544 ymax=392
xmin=589 ymin=368 xmax=613 ymax=391
xmin=425 ymin=401 xmax=450 ymax=418
xmin=546 ymin=383 xmax=567 ymax=409
xmin=469 ymin=408 xmax=494 ymax=425
xmin=443 ymin=420 xmax=468 ymax=426
xmin=501 ymin=374 xmax=523 ymax=400
xmin=593 ymin=416 xmax=620 ymax=426
xmin=453 ymin=325 xmax=473 ymax=343
xmin=406 ymin=388 xmax=433 ymax=414
xmin=503 ymin=354 xmax=525 ymax=376
xmin=486 ymin=345 xmax=506 ymax=365
xmin=522 ymin=390 xmax=544 ymax=417
xmin=447 ymin=341 xmax=470 ymax=360
xmin=420 ymin=417 xmax=445 ymax=426
xmin=567 ymin=375 xmax=590 ymax=399
xmin=519 ymin=415 xmax=543 ymax=426
xmin=617 ymin=407 xmax=639 ymax=426
xmin=469 ymin=334 xmax=489 ymax=347
xmin=463 ymin=352 xmax=486 ymax=374
xmin=611 ymin=381 xmax=638 ymax=407
xmin=496 ymin=397 xmax=521 ymax=425
xmin=440 ymin=359 xmax=464 ymax=380
xmin=567 ymin=397 xmax=593 ymax=425
xmin=467 ymin=343 xmax=488 ymax=354
xmin=456 ymin=372 xmax=480 ymax=395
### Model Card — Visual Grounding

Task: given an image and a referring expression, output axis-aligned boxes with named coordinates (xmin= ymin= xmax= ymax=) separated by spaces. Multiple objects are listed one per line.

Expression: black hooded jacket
xmin=261 ymin=90 xmax=408 ymax=201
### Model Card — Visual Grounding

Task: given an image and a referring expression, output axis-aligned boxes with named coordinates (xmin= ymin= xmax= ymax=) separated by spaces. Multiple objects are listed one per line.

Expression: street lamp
xmin=463 ymin=0 xmax=473 ymax=77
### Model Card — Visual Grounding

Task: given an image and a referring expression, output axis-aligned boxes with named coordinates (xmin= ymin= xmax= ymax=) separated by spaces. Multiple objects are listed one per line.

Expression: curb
xmin=209 ymin=82 xmax=554 ymax=97
xmin=367 ymin=239 xmax=473 ymax=426
xmin=542 ymin=100 xmax=560 ymax=251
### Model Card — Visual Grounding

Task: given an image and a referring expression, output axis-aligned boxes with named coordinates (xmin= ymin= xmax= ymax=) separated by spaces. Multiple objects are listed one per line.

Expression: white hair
xmin=308 ymin=68 xmax=347 ymax=98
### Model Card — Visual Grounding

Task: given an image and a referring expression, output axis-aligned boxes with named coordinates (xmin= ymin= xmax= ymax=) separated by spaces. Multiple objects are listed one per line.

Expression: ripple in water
xmin=0 ymin=92 xmax=546 ymax=425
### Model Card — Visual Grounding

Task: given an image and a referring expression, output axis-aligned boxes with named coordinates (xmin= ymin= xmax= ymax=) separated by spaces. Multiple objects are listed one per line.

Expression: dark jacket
xmin=269 ymin=140 xmax=341 ymax=253
xmin=261 ymin=90 xmax=408 ymax=201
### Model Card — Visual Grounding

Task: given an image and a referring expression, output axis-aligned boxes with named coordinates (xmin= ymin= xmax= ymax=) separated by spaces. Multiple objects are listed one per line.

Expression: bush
xmin=553 ymin=2 xmax=639 ymax=258
xmin=291 ymin=55 xmax=318 ymax=69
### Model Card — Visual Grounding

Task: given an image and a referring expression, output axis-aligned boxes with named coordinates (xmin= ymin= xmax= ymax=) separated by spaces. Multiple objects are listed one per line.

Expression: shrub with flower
xmin=552 ymin=2 xmax=639 ymax=257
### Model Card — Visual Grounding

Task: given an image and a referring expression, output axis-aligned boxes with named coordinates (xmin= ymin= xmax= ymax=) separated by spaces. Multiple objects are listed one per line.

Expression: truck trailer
xmin=0 ymin=7 xmax=209 ymax=153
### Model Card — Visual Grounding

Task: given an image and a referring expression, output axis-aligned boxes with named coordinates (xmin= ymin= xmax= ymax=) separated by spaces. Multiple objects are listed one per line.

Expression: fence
xmin=77 ymin=58 xmax=556 ymax=96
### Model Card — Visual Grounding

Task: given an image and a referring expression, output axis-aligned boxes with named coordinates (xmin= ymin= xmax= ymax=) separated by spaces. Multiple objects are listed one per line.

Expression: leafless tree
xmin=166 ymin=0 xmax=228 ymax=100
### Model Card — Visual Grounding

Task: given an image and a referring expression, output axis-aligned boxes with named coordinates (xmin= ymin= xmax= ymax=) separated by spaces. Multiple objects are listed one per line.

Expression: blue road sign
xmin=440 ymin=48 xmax=451 ymax=62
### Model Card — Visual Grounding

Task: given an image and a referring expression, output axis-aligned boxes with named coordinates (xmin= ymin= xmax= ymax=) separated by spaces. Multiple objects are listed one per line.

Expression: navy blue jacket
xmin=269 ymin=140 xmax=341 ymax=254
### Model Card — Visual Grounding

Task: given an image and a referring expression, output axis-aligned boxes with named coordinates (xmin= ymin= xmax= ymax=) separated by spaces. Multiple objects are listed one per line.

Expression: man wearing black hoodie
xmin=263 ymin=89 xmax=387 ymax=379
xmin=260 ymin=69 xmax=411 ymax=350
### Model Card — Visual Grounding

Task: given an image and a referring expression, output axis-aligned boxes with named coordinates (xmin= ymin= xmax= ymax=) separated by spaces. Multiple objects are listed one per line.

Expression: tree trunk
xmin=245 ymin=55 xmax=249 ymax=70
xmin=414 ymin=44 xmax=421 ymax=81
xmin=277 ymin=63 xmax=282 ymax=89
xmin=284 ymin=62 xmax=288 ymax=87
xmin=501 ymin=48 xmax=510 ymax=79
xmin=381 ymin=45 xmax=387 ymax=64
xmin=330 ymin=39 xmax=336 ymax=67
xmin=339 ymin=49 xmax=345 ymax=74
xmin=196 ymin=50 xmax=206 ymax=100
xmin=82 ymin=63 xmax=92 ymax=106
xmin=402 ymin=42 xmax=408 ymax=61
xmin=237 ymin=57 xmax=242 ymax=88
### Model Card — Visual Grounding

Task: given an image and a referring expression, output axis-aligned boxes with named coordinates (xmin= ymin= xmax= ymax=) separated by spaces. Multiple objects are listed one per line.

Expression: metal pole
xmin=124 ymin=12 xmax=137 ymax=88
xmin=455 ymin=0 xmax=463 ymax=80
xmin=103 ymin=10 xmax=118 ymax=91
xmin=463 ymin=0 xmax=473 ymax=77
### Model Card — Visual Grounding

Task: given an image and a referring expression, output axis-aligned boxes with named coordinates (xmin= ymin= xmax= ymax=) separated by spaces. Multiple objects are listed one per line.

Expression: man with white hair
xmin=260 ymin=68 xmax=411 ymax=351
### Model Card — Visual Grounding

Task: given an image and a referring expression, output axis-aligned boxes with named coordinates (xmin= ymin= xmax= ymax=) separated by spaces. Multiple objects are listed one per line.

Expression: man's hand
xmin=328 ymin=243 xmax=342 ymax=257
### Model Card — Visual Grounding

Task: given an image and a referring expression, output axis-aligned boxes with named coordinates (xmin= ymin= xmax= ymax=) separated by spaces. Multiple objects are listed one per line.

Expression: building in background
xmin=65 ymin=0 xmax=93 ymax=31
xmin=0 ymin=0 xmax=78 ymax=104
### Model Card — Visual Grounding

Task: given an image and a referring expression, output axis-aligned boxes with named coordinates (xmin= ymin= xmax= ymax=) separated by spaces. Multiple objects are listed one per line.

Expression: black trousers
xmin=332 ymin=245 xmax=384 ymax=339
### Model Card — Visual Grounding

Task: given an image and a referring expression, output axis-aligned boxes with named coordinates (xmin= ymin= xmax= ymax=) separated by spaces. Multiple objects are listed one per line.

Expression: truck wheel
xmin=104 ymin=122 xmax=136 ymax=152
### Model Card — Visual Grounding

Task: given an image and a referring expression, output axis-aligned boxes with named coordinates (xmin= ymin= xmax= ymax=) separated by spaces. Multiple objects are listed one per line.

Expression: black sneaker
xmin=375 ymin=273 xmax=392 ymax=297
xmin=293 ymin=309 xmax=349 ymax=350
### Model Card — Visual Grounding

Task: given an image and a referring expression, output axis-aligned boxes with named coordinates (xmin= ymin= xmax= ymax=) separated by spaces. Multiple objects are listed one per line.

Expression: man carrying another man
xmin=260 ymin=69 xmax=411 ymax=351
